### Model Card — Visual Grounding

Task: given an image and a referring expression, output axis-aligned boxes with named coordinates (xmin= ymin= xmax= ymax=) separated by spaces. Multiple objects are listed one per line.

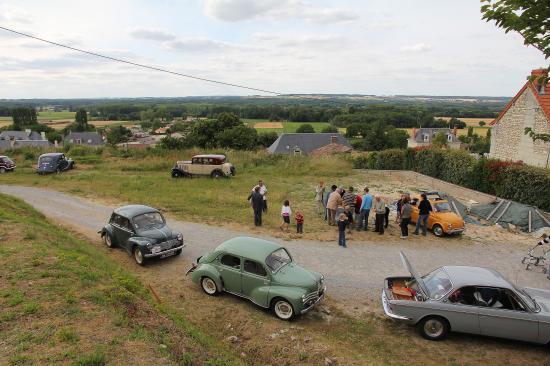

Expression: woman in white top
xmin=280 ymin=200 xmax=292 ymax=232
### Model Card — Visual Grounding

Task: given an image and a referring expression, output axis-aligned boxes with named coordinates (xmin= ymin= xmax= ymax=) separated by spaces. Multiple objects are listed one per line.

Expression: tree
xmin=75 ymin=108 xmax=88 ymax=127
xmin=479 ymin=121 xmax=486 ymax=127
xmin=257 ymin=132 xmax=279 ymax=148
xmin=158 ymin=136 xmax=191 ymax=150
xmin=481 ymin=0 xmax=550 ymax=83
xmin=432 ymin=132 xmax=449 ymax=148
xmin=11 ymin=107 xmax=37 ymax=130
xmin=467 ymin=126 xmax=474 ymax=137
xmin=386 ymin=128 xmax=409 ymax=149
xmin=295 ymin=124 xmax=315 ymax=133
xmin=215 ymin=125 xmax=258 ymax=150
xmin=321 ymin=125 xmax=339 ymax=133
xmin=448 ymin=117 xmax=466 ymax=129
xmin=106 ymin=126 xmax=132 ymax=145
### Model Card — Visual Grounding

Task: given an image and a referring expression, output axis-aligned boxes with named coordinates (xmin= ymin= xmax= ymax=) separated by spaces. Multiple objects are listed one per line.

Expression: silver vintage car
xmin=382 ymin=252 xmax=550 ymax=343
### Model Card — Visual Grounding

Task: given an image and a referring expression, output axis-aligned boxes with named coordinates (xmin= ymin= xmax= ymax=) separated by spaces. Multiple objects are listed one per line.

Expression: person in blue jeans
xmin=357 ymin=187 xmax=373 ymax=231
xmin=413 ymin=193 xmax=432 ymax=236
xmin=337 ymin=213 xmax=348 ymax=247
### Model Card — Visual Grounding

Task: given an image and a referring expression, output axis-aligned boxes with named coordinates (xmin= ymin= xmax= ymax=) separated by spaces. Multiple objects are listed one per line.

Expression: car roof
xmin=443 ymin=266 xmax=514 ymax=290
xmin=114 ymin=205 xmax=160 ymax=218
xmin=39 ymin=153 xmax=63 ymax=157
xmin=193 ymin=154 xmax=226 ymax=159
xmin=214 ymin=237 xmax=283 ymax=263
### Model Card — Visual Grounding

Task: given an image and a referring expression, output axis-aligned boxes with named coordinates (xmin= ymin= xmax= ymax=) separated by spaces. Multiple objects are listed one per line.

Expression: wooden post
xmin=535 ymin=209 xmax=550 ymax=227
xmin=528 ymin=210 xmax=532 ymax=233
xmin=494 ymin=201 xmax=512 ymax=224
xmin=149 ymin=284 xmax=162 ymax=303
xmin=486 ymin=200 xmax=504 ymax=220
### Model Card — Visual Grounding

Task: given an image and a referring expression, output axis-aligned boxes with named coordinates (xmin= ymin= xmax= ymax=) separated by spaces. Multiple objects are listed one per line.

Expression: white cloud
xmin=129 ymin=28 xmax=176 ymax=41
xmin=163 ymin=38 xmax=227 ymax=53
xmin=203 ymin=0 xmax=358 ymax=23
xmin=400 ymin=43 xmax=432 ymax=52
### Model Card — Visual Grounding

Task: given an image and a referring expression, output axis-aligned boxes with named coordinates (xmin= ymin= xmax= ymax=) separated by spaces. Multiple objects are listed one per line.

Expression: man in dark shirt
xmin=413 ymin=193 xmax=432 ymax=236
xmin=250 ymin=186 xmax=264 ymax=226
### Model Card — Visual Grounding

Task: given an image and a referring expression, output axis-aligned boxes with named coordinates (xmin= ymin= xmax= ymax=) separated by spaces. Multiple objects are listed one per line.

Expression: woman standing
xmin=400 ymin=197 xmax=412 ymax=239
xmin=314 ymin=181 xmax=325 ymax=215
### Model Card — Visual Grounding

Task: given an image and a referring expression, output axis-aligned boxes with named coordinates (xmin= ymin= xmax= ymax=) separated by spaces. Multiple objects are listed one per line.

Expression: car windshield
xmin=422 ymin=268 xmax=453 ymax=300
xmin=3 ymin=157 xmax=13 ymax=164
xmin=39 ymin=156 xmax=54 ymax=163
xmin=265 ymin=248 xmax=292 ymax=272
xmin=434 ymin=202 xmax=451 ymax=212
xmin=132 ymin=212 xmax=165 ymax=230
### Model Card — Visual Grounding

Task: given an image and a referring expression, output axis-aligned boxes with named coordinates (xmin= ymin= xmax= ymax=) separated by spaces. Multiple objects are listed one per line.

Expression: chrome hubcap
xmin=434 ymin=226 xmax=443 ymax=236
xmin=202 ymin=278 xmax=216 ymax=294
xmin=105 ymin=235 xmax=111 ymax=247
xmin=274 ymin=301 xmax=293 ymax=319
xmin=424 ymin=319 xmax=443 ymax=337
xmin=134 ymin=249 xmax=143 ymax=263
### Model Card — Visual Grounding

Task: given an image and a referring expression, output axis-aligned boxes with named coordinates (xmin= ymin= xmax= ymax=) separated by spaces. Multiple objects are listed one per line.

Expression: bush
xmin=414 ymin=149 xmax=445 ymax=178
xmin=494 ymin=165 xmax=550 ymax=211
xmin=295 ymin=124 xmax=315 ymax=133
xmin=373 ymin=149 xmax=406 ymax=170
xmin=439 ymin=149 xmax=476 ymax=186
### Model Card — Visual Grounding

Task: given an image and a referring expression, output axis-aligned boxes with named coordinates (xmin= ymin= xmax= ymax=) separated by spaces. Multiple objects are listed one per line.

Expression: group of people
xmin=249 ymin=179 xmax=436 ymax=246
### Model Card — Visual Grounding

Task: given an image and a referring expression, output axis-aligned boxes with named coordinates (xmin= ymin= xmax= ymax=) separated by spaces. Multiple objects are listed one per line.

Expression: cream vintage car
xmin=171 ymin=154 xmax=235 ymax=178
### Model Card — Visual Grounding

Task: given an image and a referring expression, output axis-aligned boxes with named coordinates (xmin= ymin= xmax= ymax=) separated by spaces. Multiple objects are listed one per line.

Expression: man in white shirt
xmin=256 ymin=179 xmax=268 ymax=213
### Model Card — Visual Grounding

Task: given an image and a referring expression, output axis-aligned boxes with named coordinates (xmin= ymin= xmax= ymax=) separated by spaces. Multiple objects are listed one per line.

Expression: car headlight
xmin=448 ymin=224 xmax=453 ymax=229
xmin=177 ymin=233 xmax=183 ymax=241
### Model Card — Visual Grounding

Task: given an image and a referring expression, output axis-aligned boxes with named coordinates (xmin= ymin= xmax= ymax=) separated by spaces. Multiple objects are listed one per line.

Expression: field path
xmin=2 ymin=184 xmax=549 ymax=306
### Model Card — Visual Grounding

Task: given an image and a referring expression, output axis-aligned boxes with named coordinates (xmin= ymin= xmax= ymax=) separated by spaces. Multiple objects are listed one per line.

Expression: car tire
xmin=272 ymin=298 xmax=295 ymax=321
xmin=172 ymin=170 xmax=182 ymax=178
xmin=201 ymin=277 xmax=218 ymax=296
xmin=0 ymin=167 xmax=5 ymax=174
xmin=418 ymin=316 xmax=449 ymax=341
xmin=133 ymin=246 xmax=145 ymax=266
xmin=432 ymin=224 xmax=444 ymax=237
xmin=211 ymin=170 xmax=223 ymax=179
xmin=56 ymin=168 xmax=61 ymax=174
xmin=103 ymin=233 xmax=115 ymax=248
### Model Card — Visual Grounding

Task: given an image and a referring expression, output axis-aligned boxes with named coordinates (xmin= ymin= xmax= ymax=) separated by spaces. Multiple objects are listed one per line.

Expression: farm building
xmin=267 ymin=133 xmax=352 ymax=155
xmin=65 ymin=132 xmax=104 ymax=146
xmin=0 ymin=129 xmax=51 ymax=150
xmin=407 ymin=127 xmax=462 ymax=149
xmin=490 ymin=68 xmax=550 ymax=168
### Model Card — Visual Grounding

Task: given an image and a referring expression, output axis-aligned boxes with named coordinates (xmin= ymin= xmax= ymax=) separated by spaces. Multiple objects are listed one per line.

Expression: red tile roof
xmin=491 ymin=69 xmax=550 ymax=126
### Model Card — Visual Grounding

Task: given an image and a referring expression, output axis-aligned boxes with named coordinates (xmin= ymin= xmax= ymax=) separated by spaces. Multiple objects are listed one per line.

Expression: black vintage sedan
xmin=99 ymin=205 xmax=185 ymax=265
xmin=36 ymin=153 xmax=74 ymax=174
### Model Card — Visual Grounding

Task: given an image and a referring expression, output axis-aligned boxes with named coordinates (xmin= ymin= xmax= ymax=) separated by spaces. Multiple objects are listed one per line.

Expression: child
xmin=295 ymin=211 xmax=304 ymax=234
xmin=337 ymin=212 xmax=348 ymax=247
xmin=280 ymin=200 xmax=291 ymax=232
xmin=345 ymin=205 xmax=353 ymax=234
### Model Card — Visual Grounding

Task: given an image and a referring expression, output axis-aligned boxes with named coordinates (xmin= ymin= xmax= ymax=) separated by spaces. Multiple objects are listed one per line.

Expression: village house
xmin=490 ymin=68 xmax=550 ymax=168
xmin=407 ymin=127 xmax=462 ymax=149
xmin=267 ymin=133 xmax=352 ymax=156
xmin=0 ymin=129 xmax=51 ymax=150
xmin=65 ymin=131 xmax=104 ymax=146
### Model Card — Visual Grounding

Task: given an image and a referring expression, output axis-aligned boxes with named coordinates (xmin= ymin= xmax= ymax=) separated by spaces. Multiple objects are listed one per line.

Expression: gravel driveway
xmin=2 ymin=184 xmax=549 ymax=306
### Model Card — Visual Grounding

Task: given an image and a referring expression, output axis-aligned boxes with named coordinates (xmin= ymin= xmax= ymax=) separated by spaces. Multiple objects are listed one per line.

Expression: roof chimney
xmin=412 ymin=127 xmax=417 ymax=138
xmin=40 ymin=131 xmax=46 ymax=140
xmin=331 ymin=135 xmax=337 ymax=144
xmin=531 ymin=68 xmax=548 ymax=94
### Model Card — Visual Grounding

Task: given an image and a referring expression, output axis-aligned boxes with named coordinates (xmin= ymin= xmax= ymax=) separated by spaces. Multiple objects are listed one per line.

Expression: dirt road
xmin=2 ymin=184 xmax=549 ymax=308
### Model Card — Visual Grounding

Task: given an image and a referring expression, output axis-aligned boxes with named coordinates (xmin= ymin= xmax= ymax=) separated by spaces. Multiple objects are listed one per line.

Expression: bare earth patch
xmin=254 ymin=122 xmax=284 ymax=129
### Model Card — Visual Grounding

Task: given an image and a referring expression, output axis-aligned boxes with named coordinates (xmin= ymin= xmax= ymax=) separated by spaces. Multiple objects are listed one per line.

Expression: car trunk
xmin=384 ymin=276 xmax=425 ymax=301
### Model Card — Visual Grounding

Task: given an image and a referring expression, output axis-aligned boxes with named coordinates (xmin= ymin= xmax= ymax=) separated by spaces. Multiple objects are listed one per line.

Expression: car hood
xmin=37 ymin=162 xmax=57 ymax=172
xmin=523 ymin=288 xmax=550 ymax=313
xmin=433 ymin=211 xmax=464 ymax=227
xmin=400 ymin=251 xmax=430 ymax=297
xmin=273 ymin=262 xmax=320 ymax=292
xmin=136 ymin=225 xmax=176 ymax=242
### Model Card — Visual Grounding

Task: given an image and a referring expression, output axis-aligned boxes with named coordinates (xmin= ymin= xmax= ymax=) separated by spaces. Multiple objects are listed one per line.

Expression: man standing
xmin=413 ymin=193 xmax=432 ymax=236
xmin=326 ymin=187 xmax=343 ymax=226
xmin=314 ymin=181 xmax=326 ymax=215
xmin=250 ymin=186 xmax=264 ymax=226
xmin=324 ymin=185 xmax=337 ymax=222
xmin=358 ymin=187 xmax=373 ymax=231
xmin=258 ymin=179 xmax=268 ymax=213
xmin=373 ymin=196 xmax=386 ymax=235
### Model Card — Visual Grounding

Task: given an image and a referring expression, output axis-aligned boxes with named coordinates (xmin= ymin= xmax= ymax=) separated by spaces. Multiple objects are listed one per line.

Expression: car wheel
xmin=172 ymin=170 xmax=181 ymax=178
xmin=211 ymin=170 xmax=223 ymax=179
xmin=418 ymin=316 xmax=449 ymax=341
xmin=133 ymin=247 xmax=145 ymax=266
xmin=201 ymin=277 xmax=218 ymax=296
xmin=103 ymin=233 xmax=115 ymax=248
xmin=272 ymin=298 xmax=294 ymax=321
xmin=56 ymin=168 xmax=61 ymax=174
xmin=432 ymin=224 xmax=444 ymax=237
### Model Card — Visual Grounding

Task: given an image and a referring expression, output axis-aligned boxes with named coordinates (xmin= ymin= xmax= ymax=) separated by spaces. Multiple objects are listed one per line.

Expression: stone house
xmin=490 ymin=68 xmax=550 ymax=168
xmin=407 ymin=127 xmax=462 ymax=149
xmin=0 ymin=129 xmax=51 ymax=150
xmin=65 ymin=131 xmax=104 ymax=146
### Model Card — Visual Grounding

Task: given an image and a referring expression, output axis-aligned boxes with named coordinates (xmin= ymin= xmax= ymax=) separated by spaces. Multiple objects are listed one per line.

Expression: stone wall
xmin=490 ymin=87 xmax=550 ymax=168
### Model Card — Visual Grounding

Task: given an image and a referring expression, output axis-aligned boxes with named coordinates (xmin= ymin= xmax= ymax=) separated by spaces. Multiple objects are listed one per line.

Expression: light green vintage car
xmin=187 ymin=237 xmax=326 ymax=320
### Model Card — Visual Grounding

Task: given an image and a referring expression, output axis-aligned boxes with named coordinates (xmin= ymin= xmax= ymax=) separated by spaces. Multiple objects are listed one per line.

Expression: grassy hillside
xmin=0 ymin=194 xmax=240 ymax=366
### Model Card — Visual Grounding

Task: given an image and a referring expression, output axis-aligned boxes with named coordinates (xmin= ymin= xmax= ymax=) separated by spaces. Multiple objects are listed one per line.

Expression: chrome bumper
xmin=144 ymin=243 xmax=185 ymax=258
xmin=301 ymin=286 xmax=326 ymax=314
xmin=446 ymin=228 xmax=465 ymax=235
xmin=382 ymin=290 xmax=411 ymax=321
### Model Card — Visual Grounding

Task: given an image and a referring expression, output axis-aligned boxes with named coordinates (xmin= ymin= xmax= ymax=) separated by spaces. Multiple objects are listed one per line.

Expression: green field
xmin=243 ymin=119 xmax=334 ymax=133
xmin=38 ymin=110 xmax=76 ymax=120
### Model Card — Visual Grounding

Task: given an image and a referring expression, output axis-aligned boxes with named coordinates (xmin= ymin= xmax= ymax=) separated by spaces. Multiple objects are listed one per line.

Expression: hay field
xmin=254 ymin=122 xmax=284 ymax=129
xmin=402 ymin=127 xmax=490 ymax=137
xmin=436 ymin=116 xmax=495 ymax=126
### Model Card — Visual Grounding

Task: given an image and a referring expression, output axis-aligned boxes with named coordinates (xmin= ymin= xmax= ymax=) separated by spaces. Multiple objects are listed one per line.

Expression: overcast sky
xmin=0 ymin=0 xmax=547 ymax=98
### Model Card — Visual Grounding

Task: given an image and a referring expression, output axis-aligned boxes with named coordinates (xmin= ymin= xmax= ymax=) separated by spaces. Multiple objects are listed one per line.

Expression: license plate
xmin=161 ymin=251 xmax=176 ymax=258
xmin=152 ymin=246 xmax=161 ymax=254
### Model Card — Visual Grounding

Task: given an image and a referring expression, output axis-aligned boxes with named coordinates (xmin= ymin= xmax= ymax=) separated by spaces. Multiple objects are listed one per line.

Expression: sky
xmin=0 ymin=0 xmax=547 ymax=98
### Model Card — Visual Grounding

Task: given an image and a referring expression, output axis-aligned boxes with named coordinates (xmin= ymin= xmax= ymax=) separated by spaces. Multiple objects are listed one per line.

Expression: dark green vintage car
xmin=187 ymin=237 xmax=325 ymax=320
xmin=99 ymin=205 xmax=184 ymax=265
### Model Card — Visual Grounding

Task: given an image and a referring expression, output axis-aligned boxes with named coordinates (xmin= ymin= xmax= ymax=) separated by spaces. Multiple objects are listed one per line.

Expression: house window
xmin=423 ymin=134 xmax=429 ymax=142
xmin=293 ymin=148 xmax=302 ymax=156
xmin=447 ymin=134 xmax=453 ymax=142
xmin=75 ymin=139 xmax=82 ymax=145
xmin=87 ymin=139 xmax=92 ymax=144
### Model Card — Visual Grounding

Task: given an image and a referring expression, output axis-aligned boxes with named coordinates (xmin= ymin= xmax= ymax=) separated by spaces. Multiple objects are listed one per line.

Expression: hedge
xmin=352 ymin=148 xmax=550 ymax=211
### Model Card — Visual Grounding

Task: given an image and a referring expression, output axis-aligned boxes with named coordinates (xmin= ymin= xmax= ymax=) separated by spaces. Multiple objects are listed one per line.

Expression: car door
xmin=242 ymin=259 xmax=270 ymax=306
xmin=218 ymin=254 xmax=242 ymax=294
xmin=477 ymin=287 xmax=539 ymax=342
xmin=444 ymin=286 xmax=480 ymax=334
xmin=114 ymin=216 xmax=134 ymax=249
xmin=58 ymin=155 xmax=68 ymax=170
